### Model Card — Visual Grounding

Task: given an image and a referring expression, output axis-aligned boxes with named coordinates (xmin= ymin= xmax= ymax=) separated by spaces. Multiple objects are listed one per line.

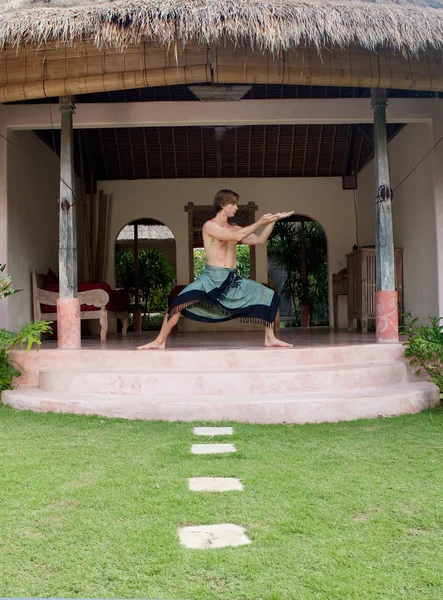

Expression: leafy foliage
xmin=0 ymin=321 xmax=53 ymax=391
xmin=0 ymin=264 xmax=20 ymax=300
xmin=0 ymin=353 xmax=20 ymax=393
xmin=401 ymin=313 xmax=443 ymax=396
xmin=116 ymin=249 xmax=174 ymax=313
xmin=193 ymin=245 xmax=250 ymax=279
xmin=0 ymin=264 xmax=52 ymax=393
xmin=268 ymin=220 xmax=328 ymax=326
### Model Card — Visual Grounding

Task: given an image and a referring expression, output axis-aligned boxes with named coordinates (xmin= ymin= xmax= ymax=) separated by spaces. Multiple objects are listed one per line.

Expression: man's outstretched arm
xmin=203 ymin=214 xmax=278 ymax=243
xmin=240 ymin=212 xmax=295 ymax=245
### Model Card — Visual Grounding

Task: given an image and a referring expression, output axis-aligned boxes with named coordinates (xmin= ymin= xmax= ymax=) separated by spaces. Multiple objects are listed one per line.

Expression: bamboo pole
xmin=89 ymin=170 xmax=96 ymax=281
xmin=78 ymin=133 xmax=93 ymax=282
xmin=0 ymin=65 xmax=211 ymax=103
xmin=95 ymin=191 xmax=108 ymax=282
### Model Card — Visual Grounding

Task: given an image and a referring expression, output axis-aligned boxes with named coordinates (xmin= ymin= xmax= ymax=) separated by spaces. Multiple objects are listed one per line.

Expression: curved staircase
xmin=2 ymin=342 xmax=438 ymax=423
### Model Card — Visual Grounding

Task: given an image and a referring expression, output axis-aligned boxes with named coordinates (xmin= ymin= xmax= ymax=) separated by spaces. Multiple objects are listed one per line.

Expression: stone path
xmin=193 ymin=426 xmax=234 ymax=436
xmin=178 ymin=524 xmax=251 ymax=549
xmin=178 ymin=426 xmax=251 ymax=550
xmin=191 ymin=443 xmax=236 ymax=454
xmin=188 ymin=477 xmax=244 ymax=492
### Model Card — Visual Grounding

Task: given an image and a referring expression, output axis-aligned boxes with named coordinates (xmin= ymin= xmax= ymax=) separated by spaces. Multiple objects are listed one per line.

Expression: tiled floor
xmin=38 ymin=328 xmax=378 ymax=351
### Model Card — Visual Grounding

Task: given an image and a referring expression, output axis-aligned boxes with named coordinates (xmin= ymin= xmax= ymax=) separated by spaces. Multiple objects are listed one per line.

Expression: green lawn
xmin=1 ymin=405 xmax=443 ymax=600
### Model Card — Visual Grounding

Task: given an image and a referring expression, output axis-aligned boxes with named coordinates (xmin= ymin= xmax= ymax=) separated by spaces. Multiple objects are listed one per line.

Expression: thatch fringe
xmin=1 ymin=0 xmax=443 ymax=55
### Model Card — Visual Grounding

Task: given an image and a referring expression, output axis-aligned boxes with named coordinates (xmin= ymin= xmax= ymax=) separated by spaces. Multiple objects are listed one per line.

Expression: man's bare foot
xmin=264 ymin=338 xmax=293 ymax=348
xmin=264 ymin=330 xmax=293 ymax=347
xmin=137 ymin=339 xmax=166 ymax=350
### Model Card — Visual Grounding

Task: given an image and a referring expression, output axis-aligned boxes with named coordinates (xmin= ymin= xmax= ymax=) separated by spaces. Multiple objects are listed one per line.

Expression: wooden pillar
xmin=133 ymin=221 xmax=142 ymax=332
xmin=371 ymin=89 xmax=398 ymax=342
xmin=57 ymin=95 xmax=81 ymax=348
xmin=300 ymin=217 xmax=309 ymax=328
xmin=214 ymin=127 xmax=226 ymax=178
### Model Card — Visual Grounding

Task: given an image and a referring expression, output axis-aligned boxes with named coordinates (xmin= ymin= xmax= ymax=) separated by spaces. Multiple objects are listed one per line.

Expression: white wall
xmin=99 ymin=178 xmax=358 ymax=326
xmin=6 ymin=131 xmax=60 ymax=330
xmin=356 ymin=123 xmax=439 ymax=321
xmin=6 ymin=131 xmax=84 ymax=330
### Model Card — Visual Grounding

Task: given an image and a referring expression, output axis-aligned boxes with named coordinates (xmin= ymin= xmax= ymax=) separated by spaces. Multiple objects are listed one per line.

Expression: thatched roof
xmin=1 ymin=0 xmax=443 ymax=54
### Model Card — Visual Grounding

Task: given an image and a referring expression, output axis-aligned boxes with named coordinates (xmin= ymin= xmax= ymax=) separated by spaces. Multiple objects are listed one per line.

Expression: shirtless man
xmin=138 ymin=189 xmax=293 ymax=349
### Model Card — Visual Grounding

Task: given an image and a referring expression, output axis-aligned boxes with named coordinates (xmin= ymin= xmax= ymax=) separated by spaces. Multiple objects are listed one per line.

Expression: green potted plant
xmin=0 ymin=264 xmax=52 ymax=394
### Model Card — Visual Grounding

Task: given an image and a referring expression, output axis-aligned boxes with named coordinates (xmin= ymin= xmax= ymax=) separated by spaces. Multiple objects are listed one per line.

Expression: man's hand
xmin=258 ymin=213 xmax=280 ymax=226
xmin=275 ymin=211 xmax=295 ymax=220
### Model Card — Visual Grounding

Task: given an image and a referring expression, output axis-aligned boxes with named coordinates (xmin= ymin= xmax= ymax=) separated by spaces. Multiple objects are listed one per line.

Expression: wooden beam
xmin=289 ymin=124 xmax=295 ymax=176
xmin=262 ymin=125 xmax=267 ymax=178
xmin=172 ymin=127 xmax=178 ymax=178
xmin=98 ymin=129 xmax=109 ymax=179
xmin=200 ymin=128 xmax=205 ymax=178
xmin=342 ymin=124 xmax=353 ymax=176
xmin=142 ymin=127 xmax=150 ymax=178
xmin=128 ymin=128 xmax=136 ymax=179
xmin=77 ymin=132 xmax=93 ymax=282
xmin=355 ymin=123 xmax=373 ymax=146
xmin=234 ymin=127 xmax=238 ymax=178
xmin=315 ymin=124 xmax=324 ymax=177
xmin=329 ymin=124 xmax=337 ymax=177
xmin=2 ymin=99 xmax=434 ymax=130
xmin=89 ymin=170 xmax=96 ymax=280
xmin=157 ymin=127 xmax=165 ymax=179
xmin=302 ymin=125 xmax=309 ymax=177
xmin=275 ymin=124 xmax=281 ymax=177
xmin=185 ymin=127 xmax=191 ymax=178
xmin=114 ymin=129 xmax=123 ymax=179
xmin=95 ymin=191 xmax=108 ymax=282
xmin=248 ymin=126 xmax=252 ymax=178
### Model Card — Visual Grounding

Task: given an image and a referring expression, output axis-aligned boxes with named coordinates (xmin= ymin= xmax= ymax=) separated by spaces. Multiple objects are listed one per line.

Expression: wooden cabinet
xmin=346 ymin=247 xmax=403 ymax=333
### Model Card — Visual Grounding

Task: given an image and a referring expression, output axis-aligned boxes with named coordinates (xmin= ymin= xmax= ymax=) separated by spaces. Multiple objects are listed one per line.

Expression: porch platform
xmin=3 ymin=329 xmax=439 ymax=424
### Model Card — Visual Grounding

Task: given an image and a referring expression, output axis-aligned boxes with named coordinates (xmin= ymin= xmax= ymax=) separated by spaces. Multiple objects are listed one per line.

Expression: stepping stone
xmin=178 ymin=524 xmax=251 ymax=549
xmin=188 ymin=477 xmax=243 ymax=492
xmin=191 ymin=443 xmax=236 ymax=454
xmin=193 ymin=426 xmax=234 ymax=436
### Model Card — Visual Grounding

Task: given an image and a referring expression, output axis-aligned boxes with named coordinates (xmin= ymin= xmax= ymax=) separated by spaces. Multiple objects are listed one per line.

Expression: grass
xmin=1 ymin=405 xmax=443 ymax=600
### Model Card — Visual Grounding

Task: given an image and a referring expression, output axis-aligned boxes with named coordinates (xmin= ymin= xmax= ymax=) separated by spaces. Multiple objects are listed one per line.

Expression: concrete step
xmin=2 ymin=382 xmax=438 ymax=424
xmin=10 ymin=344 xmax=407 ymax=386
xmin=37 ymin=362 xmax=409 ymax=396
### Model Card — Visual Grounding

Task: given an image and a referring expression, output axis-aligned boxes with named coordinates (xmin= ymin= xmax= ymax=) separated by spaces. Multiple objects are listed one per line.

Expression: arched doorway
xmin=267 ymin=216 xmax=328 ymax=328
xmin=115 ymin=218 xmax=176 ymax=331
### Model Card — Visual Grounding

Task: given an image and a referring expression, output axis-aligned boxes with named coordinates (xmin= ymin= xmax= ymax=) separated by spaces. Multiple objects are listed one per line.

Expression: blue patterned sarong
xmin=168 ymin=265 xmax=279 ymax=328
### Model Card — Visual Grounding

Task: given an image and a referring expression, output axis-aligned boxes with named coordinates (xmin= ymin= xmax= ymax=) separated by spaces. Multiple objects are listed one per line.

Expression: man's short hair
xmin=214 ymin=189 xmax=239 ymax=214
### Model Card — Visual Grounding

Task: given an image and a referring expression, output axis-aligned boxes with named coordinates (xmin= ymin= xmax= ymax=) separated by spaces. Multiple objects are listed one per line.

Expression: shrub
xmin=0 ymin=264 xmax=52 ymax=393
xmin=401 ymin=313 xmax=443 ymax=397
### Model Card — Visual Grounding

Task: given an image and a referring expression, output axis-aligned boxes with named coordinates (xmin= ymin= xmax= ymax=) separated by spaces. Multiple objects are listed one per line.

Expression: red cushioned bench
xmin=32 ymin=269 xmax=130 ymax=342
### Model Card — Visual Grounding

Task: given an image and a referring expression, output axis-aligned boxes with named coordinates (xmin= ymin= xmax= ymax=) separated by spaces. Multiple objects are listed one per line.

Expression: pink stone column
xmin=375 ymin=290 xmax=399 ymax=342
xmin=57 ymin=297 xmax=81 ymax=348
